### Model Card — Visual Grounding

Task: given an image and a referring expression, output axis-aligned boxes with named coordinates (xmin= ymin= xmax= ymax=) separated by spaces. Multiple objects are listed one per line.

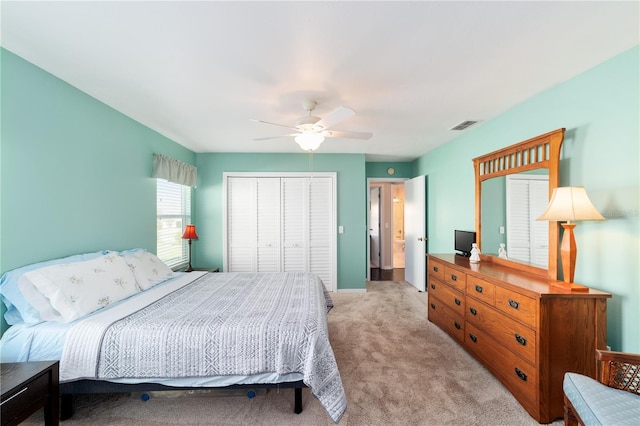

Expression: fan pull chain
xmin=308 ymin=151 xmax=314 ymax=174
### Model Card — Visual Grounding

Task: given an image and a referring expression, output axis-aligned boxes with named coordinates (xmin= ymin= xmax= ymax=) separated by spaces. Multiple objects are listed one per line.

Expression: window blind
xmin=157 ymin=179 xmax=191 ymax=268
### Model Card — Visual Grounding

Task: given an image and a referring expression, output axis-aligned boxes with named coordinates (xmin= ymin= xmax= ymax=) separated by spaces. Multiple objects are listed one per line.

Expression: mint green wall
xmin=413 ymin=46 xmax=640 ymax=352
xmin=481 ymin=176 xmax=506 ymax=254
xmin=194 ymin=153 xmax=367 ymax=290
xmin=365 ymin=161 xmax=413 ymax=179
xmin=1 ymin=49 xmax=195 ymax=330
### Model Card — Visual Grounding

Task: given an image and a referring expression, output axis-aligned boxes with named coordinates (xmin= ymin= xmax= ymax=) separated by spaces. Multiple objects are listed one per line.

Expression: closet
xmin=224 ymin=173 xmax=337 ymax=291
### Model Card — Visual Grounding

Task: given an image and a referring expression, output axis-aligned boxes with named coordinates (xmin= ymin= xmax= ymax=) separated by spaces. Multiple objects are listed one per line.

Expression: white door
xmin=227 ymin=177 xmax=256 ymax=271
xmin=369 ymin=187 xmax=381 ymax=268
xmin=307 ymin=177 xmax=335 ymax=289
xmin=281 ymin=177 xmax=306 ymax=272
xmin=256 ymin=178 xmax=281 ymax=271
xmin=404 ymin=175 xmax=426 ymax=292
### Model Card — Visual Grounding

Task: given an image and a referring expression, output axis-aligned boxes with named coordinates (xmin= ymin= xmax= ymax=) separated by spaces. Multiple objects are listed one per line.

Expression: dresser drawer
xmin=465 ymin=299 xmax=537 ymax=366
xmin=466 ymin=276 xmax=495 ymax=306
xmin=428 ymin=295 xmax=465 ymax=344
xmin=428 ymin=259 xmax=445 ymax=281
xmin=444 ymin=267 xmax=466 ymax=292
xmin=465 ymin=323 xmax=538 ymax=416
xmin=428 ymin=278 xmax=465 ymax=317
xmin=495 ymin=287 xmax=537 ymax=328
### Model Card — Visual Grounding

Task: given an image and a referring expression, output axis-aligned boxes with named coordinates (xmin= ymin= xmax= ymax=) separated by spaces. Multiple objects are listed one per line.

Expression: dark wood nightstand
xmin=1 ymin=361 xmax=59 ymax=426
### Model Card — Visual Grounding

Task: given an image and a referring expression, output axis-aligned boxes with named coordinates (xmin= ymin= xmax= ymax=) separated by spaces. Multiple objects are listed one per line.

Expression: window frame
xmin=156 ymin=179 xmax=192 ymax=269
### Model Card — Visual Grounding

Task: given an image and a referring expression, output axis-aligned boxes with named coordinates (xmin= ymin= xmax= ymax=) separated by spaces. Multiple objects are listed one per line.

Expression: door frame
xmin=369 ymin=186 xmax=381 ymax=268
xmin=366 ymin=177 xmax=408 ymax=281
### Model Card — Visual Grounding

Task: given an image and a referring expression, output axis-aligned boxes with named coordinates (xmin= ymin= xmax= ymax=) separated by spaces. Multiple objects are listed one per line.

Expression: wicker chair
xmin=563 ymin=349 xmax=640 ymax=425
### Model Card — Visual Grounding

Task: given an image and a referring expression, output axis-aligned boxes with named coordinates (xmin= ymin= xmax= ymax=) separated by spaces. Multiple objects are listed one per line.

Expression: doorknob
xmin=418 ymin=237 xmax=427 ymax=241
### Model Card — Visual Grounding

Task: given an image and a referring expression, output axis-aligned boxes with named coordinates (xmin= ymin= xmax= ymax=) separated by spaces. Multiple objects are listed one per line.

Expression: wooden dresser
xmin=427 ymin=254 xmax=611 ymax=424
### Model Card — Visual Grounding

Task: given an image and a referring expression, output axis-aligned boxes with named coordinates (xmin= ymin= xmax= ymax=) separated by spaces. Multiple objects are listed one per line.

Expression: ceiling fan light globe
xmin=295 ymin=133 xmax=324 ymax=151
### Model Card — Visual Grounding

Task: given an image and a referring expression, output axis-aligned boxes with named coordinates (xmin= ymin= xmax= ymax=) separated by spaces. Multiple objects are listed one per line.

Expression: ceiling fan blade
xmin=324 ymin=130 xmax=373 ymax=140
xmin=253 ymin=133 xmax=299 ymax=141
xmin=315 ymin=106 xmax=355 ymax=130
xmin=250 ymin=119 xmax=298 ymax=131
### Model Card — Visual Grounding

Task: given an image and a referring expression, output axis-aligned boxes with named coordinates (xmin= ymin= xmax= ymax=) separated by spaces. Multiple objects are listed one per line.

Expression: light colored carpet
xmin=25 ymin=281 xmax=563 ymax=425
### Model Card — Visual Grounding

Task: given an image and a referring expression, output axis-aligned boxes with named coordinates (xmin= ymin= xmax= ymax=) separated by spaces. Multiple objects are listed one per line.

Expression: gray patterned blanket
xmin=66 ymin=272 xmax=346 ymax=422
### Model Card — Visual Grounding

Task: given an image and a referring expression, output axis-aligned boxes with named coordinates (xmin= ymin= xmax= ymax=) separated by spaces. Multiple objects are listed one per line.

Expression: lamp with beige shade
xmin=537 ymin=186 xmax=605 ymax=289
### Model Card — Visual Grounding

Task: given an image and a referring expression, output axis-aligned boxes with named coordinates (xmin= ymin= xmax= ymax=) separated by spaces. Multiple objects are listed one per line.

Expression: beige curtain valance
xmin=151 ymin=153 xmax=197 ymax=187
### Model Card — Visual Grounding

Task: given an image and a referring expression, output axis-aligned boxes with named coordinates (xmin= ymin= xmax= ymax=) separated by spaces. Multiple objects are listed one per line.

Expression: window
xmin=157 ymin=179 xmax=191 ymax=268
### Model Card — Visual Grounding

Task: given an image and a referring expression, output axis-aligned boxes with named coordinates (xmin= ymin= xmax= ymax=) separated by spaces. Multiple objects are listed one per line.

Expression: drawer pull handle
xmin=451 ymin=274 xmax=457 ymax=281
xmin=454 ymin=298 xmax=461 ymax=306
xmin=475 ymin=285 xmax=483 ymax=293
xmin=515 ymin=334 xmax=527 ymax=346
xmin=508 ymin=298 xmax=520 ymax=310
xmin=454 ymin=321 xmax=461 ymax=330
xmin=469 ymin=307 xmax=477 ymax=316
xmin=515 ymin=368 xmax=528 ymax=382
xmin=433 ymin=266 xmax=439 ymax=272
xmin=469 ymin=333 xmax=477 ymax=343
xmin=430 ymin=303 xmax=436 ymax=309
xmin=431 ymin=283 xmax=436 ymax=290
xmin=0 ymin=386 xmax=28 ymax=406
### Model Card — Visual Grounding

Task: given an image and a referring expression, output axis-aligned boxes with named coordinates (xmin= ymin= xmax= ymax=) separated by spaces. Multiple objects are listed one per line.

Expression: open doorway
xmin=392 ymin=183 xmax=405 ymax=269
xmin=369 ymin=186 xmax=381 ymax=268
xmin=368 ymin=179 xmax=406 ymax=281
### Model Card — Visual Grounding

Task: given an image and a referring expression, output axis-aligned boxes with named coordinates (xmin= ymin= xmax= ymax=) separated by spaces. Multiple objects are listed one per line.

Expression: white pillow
xmin=122 ymin=251 xmax=175 ymax=290
xmin=18 ymin=276 xmax=65 ymax=322
xmin=21 ymin=253 xmax=139 ymax=323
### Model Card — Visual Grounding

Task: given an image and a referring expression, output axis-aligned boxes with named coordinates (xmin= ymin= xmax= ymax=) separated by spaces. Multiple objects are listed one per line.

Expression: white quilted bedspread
xmin=61 ymin=272 xmax=346 ymax=422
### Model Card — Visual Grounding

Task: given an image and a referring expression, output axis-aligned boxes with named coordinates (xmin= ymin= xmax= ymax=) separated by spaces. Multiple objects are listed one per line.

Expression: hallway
xmin=370 ymin=268 xmax=405 ymax=281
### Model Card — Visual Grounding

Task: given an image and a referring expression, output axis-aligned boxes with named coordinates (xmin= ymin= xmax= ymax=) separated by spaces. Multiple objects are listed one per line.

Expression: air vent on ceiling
xmin=450 ymin=120 xmax=479 ymax=131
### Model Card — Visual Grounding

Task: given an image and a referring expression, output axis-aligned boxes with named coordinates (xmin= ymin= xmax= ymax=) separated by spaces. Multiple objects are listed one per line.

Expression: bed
xmin=0 ymin=250 xmax=346 ymax=423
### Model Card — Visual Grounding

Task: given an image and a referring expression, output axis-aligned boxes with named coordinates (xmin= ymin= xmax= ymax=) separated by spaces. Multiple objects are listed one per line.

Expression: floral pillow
xmin=122 ymin=251 xmax=175 ymax=290
xmin=1 ymin=250 xmax=110 ymax=325
xmin=21 ymin=253 xmax=139 ymax=323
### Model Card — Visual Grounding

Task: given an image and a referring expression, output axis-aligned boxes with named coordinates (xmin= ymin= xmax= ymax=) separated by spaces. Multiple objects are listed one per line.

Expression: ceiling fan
xmin=252 ymin=101 xmax=373 ymax=151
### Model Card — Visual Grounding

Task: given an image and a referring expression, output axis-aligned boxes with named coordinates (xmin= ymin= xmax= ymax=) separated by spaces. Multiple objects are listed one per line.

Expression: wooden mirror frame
xmin=473 ymin=128 xmax=565 ymax=280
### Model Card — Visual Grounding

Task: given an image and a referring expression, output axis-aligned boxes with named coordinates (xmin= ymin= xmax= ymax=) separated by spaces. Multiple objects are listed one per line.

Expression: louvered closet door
xmin=308 ymin=177 xmax=334 ymax=290
xmin=529 ymin=179 xmax=549 ymax=268
xmin=281 ymin=177 xmax=334 ymax=289
xmin=227 ymin=178 xmax=280 ymax=272
xmin=506 ymin=175 xmax=549 ymax=268
xmin=281 ymin=178 xmax=306 ymax=272
xmin=256 ymin=178 xmax=281 ymax=271
xmin=227 ymin=178 xmax=256 ymax=271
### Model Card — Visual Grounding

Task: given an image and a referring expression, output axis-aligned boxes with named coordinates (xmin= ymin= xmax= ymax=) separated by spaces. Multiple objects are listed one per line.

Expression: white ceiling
xmin=2 ymin=1 xmax=638 ymax=161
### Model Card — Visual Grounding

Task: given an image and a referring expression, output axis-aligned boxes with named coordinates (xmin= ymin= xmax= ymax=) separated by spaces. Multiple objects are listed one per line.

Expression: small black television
xmin=454 ymin=230 xmax=476 ymax=257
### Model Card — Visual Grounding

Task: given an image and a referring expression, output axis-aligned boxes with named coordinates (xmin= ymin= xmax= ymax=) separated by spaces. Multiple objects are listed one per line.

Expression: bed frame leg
xmin=294 ymin=387 xmax=302 ymax=414
xmin=60 ymin=394 xmax=75 ymax=420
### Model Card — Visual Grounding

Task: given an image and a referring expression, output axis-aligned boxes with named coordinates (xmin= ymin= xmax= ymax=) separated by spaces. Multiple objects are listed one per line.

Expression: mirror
xmin=473 ymin=129 xmax=565 ymax=280
xmin=481 ymin=170 xmax=549 ymax=268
